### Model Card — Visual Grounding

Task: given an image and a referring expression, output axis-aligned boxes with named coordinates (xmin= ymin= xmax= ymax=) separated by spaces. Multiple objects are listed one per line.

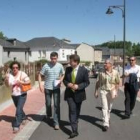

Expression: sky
xmin=0 ymin=0 xmax=140 ymax=45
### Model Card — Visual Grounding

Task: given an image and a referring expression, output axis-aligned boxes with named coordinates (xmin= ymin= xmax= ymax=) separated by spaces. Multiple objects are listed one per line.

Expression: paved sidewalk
xmin=0 ymin=87 xmax=45 ymax=140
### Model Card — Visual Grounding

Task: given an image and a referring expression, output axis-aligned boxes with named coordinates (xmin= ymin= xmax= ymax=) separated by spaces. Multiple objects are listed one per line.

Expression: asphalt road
xmin=29 ymin=79 xmax=140 ymax=140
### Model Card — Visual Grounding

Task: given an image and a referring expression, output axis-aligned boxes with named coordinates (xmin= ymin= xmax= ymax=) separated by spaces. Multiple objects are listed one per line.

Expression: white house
xmin=25 ymin=37 xmax=75 ymax=63
xmin=0 ymin=38 xmax=29 ymax=66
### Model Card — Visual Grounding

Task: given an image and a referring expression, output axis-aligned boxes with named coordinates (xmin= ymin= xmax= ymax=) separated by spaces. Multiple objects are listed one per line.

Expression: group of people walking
xmin=4 ymin=52 xmax=140 ymax=138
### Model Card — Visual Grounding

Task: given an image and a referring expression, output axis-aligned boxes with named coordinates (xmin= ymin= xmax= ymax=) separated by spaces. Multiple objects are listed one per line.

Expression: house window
xmin=62 ymin=50 xmax=65 ymax=58
xmin=71 ymin=50 xmax=73 ymax=54
xmin=8 ymin=51 xmax=10 ymax=58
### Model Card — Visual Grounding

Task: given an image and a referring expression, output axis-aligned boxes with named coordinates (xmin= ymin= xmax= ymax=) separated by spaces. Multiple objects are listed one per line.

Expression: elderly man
xmin=124 ymin=56 xmax=140 ymax=118
xmin=94 ymin=59 xmax=120 ymax=131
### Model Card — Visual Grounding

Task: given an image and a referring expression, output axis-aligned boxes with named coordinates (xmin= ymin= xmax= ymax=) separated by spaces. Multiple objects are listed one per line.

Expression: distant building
xmin=0 ymin=38 xmax=29 ymax=66
xmin=75 ymin=43 xmax=95 ymax=67
xmin=25 ymin=37 xmax=75 ymax=63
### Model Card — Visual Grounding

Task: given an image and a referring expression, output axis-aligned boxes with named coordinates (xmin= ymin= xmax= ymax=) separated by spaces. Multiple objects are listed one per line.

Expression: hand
xmin=67 ymin=83 xmax=73 ymax=88
xmin=72 ymin=84 xmax=79 ymax=90
xmin=39 ymin=85 xmax=44 ymax=93
xmin=94 ymin=91 xmax=98 ymax=98
xmin=16 ymin=80 xmax=22 ymax=85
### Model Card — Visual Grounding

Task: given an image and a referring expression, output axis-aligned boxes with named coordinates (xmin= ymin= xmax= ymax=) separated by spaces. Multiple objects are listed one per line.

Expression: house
xmin=110 ymin=48 xmax=123 ymax=62
xmin=94 ymin=48 xmax=102 ymax=63
xmin=74 ymin=43 xmax=95 ymax=68
xmin=25 ymin=37 xmax=75 ymax=63
xmin=0 ymin=38 xmax=29 ymax=66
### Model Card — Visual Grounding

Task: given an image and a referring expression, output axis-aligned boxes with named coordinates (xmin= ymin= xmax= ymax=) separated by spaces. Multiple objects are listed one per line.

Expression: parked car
xmin=92 ymin=64 xmax=104 ymax=78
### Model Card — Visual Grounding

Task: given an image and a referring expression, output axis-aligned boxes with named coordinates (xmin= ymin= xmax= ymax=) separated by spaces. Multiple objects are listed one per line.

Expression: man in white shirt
xmin=124 ymin=56 xmax=140 ymax=118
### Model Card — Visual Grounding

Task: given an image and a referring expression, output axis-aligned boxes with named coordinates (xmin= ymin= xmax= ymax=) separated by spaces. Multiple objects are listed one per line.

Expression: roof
xmin=0 ymin=39 xmax=14 ymax=48
xmin=70 ymin=44 xmax=80 ymax=49
xmin=0 ymin=38 xmax=29 ymax=51
xmin=110 ymin=48 xmax=124 ymax=55
xmin=95 ymin=46 xmax=110 ymax=55
xmin=25 ymin=37 xmax=74 ymax=49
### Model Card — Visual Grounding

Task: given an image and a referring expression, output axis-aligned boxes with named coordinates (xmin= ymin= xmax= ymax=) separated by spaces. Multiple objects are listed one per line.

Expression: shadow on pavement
xmin=0 ymin=115 xmax=14 ymax=123
xmin=60 ymin=120 xmax=71 ymax=136
xmin=80 ymin=115 xmax=103 ymax=130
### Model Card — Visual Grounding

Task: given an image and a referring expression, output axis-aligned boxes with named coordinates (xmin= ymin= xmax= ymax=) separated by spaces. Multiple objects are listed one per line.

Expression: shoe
xmin=102 ymin=126 xmax=109 ymax=132
xmin=22 ymin=120 xmax=27 ymax=125
xmin=125 ymin=113 xmax=130 ymax=118
xmin=69 ymin=132 xmax=79 ymax=139
xmin=13 ymin=127 xmax=20 ymax=133
xmin=54 ymin=125 xmax=60 ymax=130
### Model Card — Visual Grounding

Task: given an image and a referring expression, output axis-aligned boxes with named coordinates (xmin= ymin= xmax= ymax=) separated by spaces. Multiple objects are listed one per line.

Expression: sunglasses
xmin=129 ymin=59 xmax=135 ymax=61
xmin=12 ymin=67 xmax=19 ymax=70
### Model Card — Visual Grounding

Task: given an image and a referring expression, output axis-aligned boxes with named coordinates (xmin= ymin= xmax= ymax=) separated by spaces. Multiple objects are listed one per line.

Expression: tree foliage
xmin=100 ymin=41 xmax=140 ymax=56
xmin=0 ymin=31 xmax=7 ymax=39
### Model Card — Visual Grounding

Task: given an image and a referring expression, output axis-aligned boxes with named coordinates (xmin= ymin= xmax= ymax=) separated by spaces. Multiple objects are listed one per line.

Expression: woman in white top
xmin=5 ymin=61 xmax=31 ymax=133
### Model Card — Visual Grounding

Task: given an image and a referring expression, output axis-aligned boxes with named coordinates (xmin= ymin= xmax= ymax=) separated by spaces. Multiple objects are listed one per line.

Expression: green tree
xmin=0 ymin=31 xmax=6 ymax=39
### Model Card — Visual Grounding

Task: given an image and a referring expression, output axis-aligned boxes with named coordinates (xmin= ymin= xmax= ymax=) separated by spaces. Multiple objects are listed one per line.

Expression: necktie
xmin=72 ymin=69 xmax=76 ymax=84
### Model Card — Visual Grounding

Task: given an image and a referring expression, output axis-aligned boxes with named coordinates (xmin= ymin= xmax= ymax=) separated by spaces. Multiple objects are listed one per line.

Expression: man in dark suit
xmin=63 ymin=54 xmax=90 ymax=139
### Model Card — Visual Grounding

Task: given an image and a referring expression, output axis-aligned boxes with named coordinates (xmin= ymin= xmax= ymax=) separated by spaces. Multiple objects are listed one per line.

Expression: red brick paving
xmin=0 ymin=88 xmax=45 ymax=140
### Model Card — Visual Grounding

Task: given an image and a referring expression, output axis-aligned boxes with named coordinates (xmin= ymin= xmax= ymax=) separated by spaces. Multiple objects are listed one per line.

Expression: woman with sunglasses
xmin=5 ymin=61 xmax=31 ymax=133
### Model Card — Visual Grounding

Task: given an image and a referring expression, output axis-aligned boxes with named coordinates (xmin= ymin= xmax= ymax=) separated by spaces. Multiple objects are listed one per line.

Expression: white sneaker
xmin=54 ymin=125 xmax=60 ymax=130
xmin=13 ymin=127 xmax=20 ymax=133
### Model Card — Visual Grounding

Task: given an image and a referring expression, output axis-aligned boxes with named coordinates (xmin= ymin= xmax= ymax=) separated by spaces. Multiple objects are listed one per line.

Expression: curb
xmin=13 ymin=107 xmax=45 ymax=140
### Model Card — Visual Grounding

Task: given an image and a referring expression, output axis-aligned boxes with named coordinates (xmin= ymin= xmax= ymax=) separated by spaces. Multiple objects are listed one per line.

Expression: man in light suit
xmin=63 ymin=54 xmax=90 ymax=139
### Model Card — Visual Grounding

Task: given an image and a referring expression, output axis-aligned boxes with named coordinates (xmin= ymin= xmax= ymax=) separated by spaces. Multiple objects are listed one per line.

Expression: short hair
xmin=69 ymin=54 xmax=80 ymax=64
xmin=50 ymin=52 xmax=58 ymax=57
xmin=105 ymin=59 xmax=114 ymax=65
xmin=129 ymin=56 xmax=136 ymax=60
xmin=10 ymin=61 xmax=21 ymax=70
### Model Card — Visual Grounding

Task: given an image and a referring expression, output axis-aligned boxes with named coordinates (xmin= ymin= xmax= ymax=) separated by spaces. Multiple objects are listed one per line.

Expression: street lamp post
xmin=106 ymin=0 xmax=126 ymax=83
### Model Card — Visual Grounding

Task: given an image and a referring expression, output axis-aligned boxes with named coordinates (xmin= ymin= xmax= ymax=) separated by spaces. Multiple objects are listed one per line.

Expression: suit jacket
xmin=63 ymin=66 xmax=90 ymax=103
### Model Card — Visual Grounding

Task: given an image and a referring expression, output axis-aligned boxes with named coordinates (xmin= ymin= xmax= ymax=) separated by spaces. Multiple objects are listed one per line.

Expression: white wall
xmin=76 ymin=43 xmax=94 ymax=66
xmin=0 ymin=45 xmax=3 ymax=66
xmin=3 ymin=51 xmax=28 ymax=64
xmin=59 ymin=48 xmax=75 ymax=61
xmin=29 ymin=46 xmax=75 ymax=62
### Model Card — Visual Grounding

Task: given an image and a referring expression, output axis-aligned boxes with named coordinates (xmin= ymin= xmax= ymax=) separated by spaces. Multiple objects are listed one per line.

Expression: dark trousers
xmin=12 ymin=93 xmax=27 ymax=128
xmin=67 ymin=97 xmax=82 ymax=133
xmin=124 ymin=83 xmax=138 ymax=115
xmin=44 ymin=88 xmax=60 ymax=126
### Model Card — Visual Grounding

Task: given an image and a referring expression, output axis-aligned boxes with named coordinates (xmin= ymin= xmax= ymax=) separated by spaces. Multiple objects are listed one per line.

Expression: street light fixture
xmin=106 ymin=0 xmax=126 ymax=83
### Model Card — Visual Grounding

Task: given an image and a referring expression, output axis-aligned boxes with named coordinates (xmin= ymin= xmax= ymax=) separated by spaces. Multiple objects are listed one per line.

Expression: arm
xmin=63 ymin=68 xmax=73 ymax=89
xmin=38 ymin=73 xmax=44 ymax=93
xmin=76 ymin=69 xmax=90 ymax=90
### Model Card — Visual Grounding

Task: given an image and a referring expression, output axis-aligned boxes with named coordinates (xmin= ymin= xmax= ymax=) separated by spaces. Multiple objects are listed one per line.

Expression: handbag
xmin=20 ymin=72 xmax=31 ymax=92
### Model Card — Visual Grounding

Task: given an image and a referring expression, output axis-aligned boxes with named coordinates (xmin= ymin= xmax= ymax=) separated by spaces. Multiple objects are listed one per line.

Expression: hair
xmin=10 ymin=61 xmax=21 ymax=70
xmin=129 ymin=56 xmax=136 ymax=60
xmin=69 ymin=54 xmax=80 ymax=64
xmin=105 ymin=59 xmax=114 ymax=65
xmin=50 ymin=52 xmax=58 ymax=57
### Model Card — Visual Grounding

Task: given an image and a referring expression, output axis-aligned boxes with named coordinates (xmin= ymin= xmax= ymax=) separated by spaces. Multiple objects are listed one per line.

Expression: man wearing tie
xmin=63 ymin=54 xmax=90 ymax=139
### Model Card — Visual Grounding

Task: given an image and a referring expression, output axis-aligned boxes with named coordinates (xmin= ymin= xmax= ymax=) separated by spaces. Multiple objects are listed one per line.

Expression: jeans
xmin=12 ymin=93 xmax=27 ymax=128
xmin=44 ymin=88 xmax=60 ymax=126
xmin=67 ymin=97 xmax=82 ymax=132
xmin=100 ymin=90 xmax=113 ymax=127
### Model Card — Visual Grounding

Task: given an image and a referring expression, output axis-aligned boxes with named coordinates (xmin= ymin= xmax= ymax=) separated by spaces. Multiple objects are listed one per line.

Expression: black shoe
xmin=102 ymin=126 xmax=109 ymax=132
xmin=69 ymin=132 xmax=79 ymax=139
xmin=125 ymin=113 xmax=130 ymax=118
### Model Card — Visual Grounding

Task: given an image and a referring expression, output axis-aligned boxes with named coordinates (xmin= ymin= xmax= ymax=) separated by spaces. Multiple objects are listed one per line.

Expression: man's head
xmin=104 ymin=59 xmax=113 ymax=70
xmin=129 ymin=56 xmax=136 ymax=66
xmin=50 ymin=52 xmax=58 ymax=64
xmin=69 ymin=54 xmax=80 ymax=68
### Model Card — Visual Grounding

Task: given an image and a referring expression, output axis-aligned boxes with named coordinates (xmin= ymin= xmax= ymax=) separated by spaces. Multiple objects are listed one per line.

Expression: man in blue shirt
xmin=38 ymin=52 xmax=64 ymax=130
